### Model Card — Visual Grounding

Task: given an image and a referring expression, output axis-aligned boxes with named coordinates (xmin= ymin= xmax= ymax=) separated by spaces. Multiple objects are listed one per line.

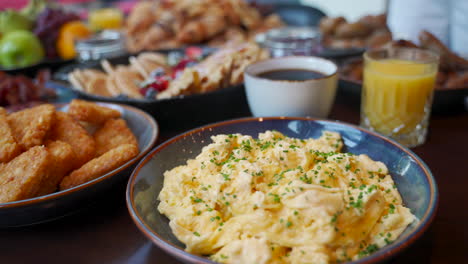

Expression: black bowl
xmin=50 ymin=80 xmax=250 ymax=131
xmin=0 ymin=102 xmax=158 ymax=227
xmin=52 ymin=49 xmax=250 ymax=130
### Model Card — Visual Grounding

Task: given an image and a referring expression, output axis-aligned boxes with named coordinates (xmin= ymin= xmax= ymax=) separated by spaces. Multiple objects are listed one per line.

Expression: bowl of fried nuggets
xmin=0 ymin=99 xmax=158 ymax=227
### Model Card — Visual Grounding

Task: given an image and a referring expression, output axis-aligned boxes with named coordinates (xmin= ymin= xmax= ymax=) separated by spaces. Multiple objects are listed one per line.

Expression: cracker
xmin=60 ymin=144 xmax=139 ymax=190
xmin=86 ymin=76 xmax=112 ymax=97
xmin=137 ymin=52 xmax=167 ymax=65
xmin=68 ymin=71 xmax=85 ymax=91
xmin=48 ymin=112 xmax=95 ymax=168
xmin=94 ymin=118 xmax=138 ymax=156
xmin=0 ymin=146 xmax=50 ymax=203
xmin=106 ymin=76 xmax=122 ymax=96
xmin=82 ymin=69 xmax=106 ymax=80
xmin=101 ymin=59 xmax=115 ymax=74
xmin=0 ymin=108 xmax=22 ymax=163
xmin=67 ymin=99 xmax=121 ymax=125
xmin=135 ymin=52 xmax=169 ymax=75
xmin=113 ymin=69 xmax=144 ymax=98
xmin=156 ymin=68 xmax=197 ymax=99
xmin=7 ymin=104 xmax=56 ymax=150
xmin=129 ymin=56 xmax=149 ymax=78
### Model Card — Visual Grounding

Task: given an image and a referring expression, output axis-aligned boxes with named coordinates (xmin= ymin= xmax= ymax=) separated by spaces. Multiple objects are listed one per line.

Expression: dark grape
xmin=0 ymin=71 xmax=54 ymax=107
xmin=33 ymin=8 xmax=80 ymax=58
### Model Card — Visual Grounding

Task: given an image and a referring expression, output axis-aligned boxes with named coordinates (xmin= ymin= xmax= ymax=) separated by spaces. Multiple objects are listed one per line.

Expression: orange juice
xmin=89 ymin=8 xmax=123 ymax=31
xmin=360 ymin=48 xmax=439 ymax=147
xmin=362 ymin=59 xmax=437 ymax=135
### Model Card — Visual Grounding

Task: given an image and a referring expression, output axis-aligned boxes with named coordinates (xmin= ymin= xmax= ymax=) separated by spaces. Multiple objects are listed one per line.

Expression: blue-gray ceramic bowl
xmin=126 ymin=117 xmax=438 ymax=264
xmin=0 ymin=102 xmax=158 ymax=227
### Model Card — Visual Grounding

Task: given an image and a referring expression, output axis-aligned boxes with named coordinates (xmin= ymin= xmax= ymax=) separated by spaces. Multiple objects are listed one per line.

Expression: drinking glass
xmin=257 ymin=27 xmax=321 ymax=57
xmin=360 ymin=47 xmax=439 ymax=147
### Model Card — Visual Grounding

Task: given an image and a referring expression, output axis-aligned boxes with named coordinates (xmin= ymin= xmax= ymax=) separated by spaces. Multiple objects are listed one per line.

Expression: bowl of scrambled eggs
xmin=126 ymin=117 xmax=438 ymax=264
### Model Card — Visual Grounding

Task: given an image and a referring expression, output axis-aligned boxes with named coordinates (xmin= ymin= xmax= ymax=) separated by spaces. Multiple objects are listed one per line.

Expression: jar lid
xmin=257 ymin=27 xmax=321 ymax=49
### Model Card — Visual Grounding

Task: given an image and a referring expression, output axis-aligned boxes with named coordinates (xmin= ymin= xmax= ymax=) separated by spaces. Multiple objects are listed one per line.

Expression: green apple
xmin=0 ymin=30 xmax=45 ymax=69
xmin=0 ymin=10 xmax=33 ymax=35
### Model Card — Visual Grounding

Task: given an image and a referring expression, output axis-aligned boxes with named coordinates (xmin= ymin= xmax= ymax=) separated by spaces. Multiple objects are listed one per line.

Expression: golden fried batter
xmin=7 ymin=104 xmax=56 ymax=150
xmin=0 ymin=146 xmax=50 ymax=203
xmin=59 ymin=144 xmax=139 ymax=190
xmin=67 ymin=99 xmax=121 ymax=125
xmin=93 ymin=118 xmax=138 ymax=156
xmin=0 ymin=108 xmax=21 ymax=163
xmin=48 ymin=112 xmax=95 ymax=168
xmin=36 ymin=141 xmax=76 ymax=196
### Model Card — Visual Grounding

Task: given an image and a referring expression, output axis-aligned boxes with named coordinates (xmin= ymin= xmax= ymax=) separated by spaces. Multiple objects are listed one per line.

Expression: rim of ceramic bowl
xmin=0 ymin=102 xmax=159 ymax=209
xmin=126 ymin=116 xmax=438 ymax=264
xmin=244 ymin=56 xmax=338 ymax=81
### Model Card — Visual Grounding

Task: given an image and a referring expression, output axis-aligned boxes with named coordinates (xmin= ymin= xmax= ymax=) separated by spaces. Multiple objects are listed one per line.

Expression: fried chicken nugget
xmin=67 ymin=99 xmax=121 ymax=125
xmin=59 ymin=144 xmax=139 ymax=190
xmin=94 ymin=118 xmax=138 ymax=156
xmin=7 ymin=104 xmax=56 ymax=150
xmin=0 ymin=108 xmax=22 ymax=163
xmin=0 ymin=146 xmax=50 ymax=203
xmin=48 ymin=112 xmax=95 ymax=168
xmin=36 ymin=141 xmax=76 ymax=196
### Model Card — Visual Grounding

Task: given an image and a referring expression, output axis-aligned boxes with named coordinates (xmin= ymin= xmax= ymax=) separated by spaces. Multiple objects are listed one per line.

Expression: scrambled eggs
xmin=158 ymin=130 xmax=415 ymax=264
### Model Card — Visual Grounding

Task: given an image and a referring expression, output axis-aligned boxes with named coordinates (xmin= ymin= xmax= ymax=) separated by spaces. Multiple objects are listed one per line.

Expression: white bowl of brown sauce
xmin=244 ymin=56 xmax=338 ymax=118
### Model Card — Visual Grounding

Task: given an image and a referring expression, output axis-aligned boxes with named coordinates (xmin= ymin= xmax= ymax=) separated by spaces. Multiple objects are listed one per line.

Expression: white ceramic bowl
xmin=244 ymin=56 xmax=338 ymax=118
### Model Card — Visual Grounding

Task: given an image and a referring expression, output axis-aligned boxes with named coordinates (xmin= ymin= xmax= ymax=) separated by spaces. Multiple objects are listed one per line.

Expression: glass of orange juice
xmin=361 ymin=48 xmax=439 ymax=147
xmin=88 ymin=8 xmax=123 ymax=31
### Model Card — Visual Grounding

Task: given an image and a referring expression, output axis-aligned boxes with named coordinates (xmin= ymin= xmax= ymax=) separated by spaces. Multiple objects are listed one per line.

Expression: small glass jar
xmin=257 ymin=27 xmax=322 ymax=57
xmin=75 ymin=30 xmax=127 ymax=62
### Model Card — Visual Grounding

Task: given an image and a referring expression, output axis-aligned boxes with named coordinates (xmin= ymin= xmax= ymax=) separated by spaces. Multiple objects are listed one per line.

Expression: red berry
xmin=150 ymin=78 xmax=169 ymax=92
xmin=140 ymin=86 xmax=149 ymax=96
xmin=174 ymin=59 xmax=198 ymax=71
xmin=186 ymin=47 xmax=203 ymax=59
xmin=171 ymin=69 xmax=183 ymax=79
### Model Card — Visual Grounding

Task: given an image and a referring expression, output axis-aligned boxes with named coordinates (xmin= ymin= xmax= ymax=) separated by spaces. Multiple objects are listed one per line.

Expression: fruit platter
xmin=0 ymin=0 xmax=92 ymax=72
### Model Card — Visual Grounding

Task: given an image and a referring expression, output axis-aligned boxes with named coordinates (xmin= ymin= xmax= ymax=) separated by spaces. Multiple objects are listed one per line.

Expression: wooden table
xmin=0 ymin=92 xmax=467 ymax=264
